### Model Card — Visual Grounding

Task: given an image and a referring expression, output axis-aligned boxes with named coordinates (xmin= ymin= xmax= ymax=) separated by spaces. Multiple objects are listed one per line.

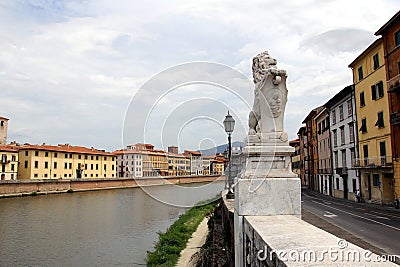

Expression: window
xmin=363 ymin=144 xmax=369 ymax=165
xmin=336 ymin=177 xmax=340 ymax=190
xmin=375 ymin=111 xmax=384 ymax=128
xmin=395 ymin=30 xmax=400 ymax=47
xmin=24 ymin=161 xmax=28 ymax=168
xmin=332 ymin=110 xmax=336 ymax=124
xmin=359 ymin=92 xmax=365 ymax=107
xmin=34 ymin=174 xmax=38 ymax=178
xmin=371 ymin=81 xmax=384 ymax=100
xmin=85 ymin=164 xmax=87 ymax=170
xmin=334 ymin=151 xmax=338 ymax=168
xmin=91 ymin=156 xmax=94 ymax=160
xmin=45 ymin=152 xmax=49 ymax=157
xmin=350 ymin=148 xmax=355 ymax=167
xmin=44 ymin=161 xmax=48 ymax=169
xmin=340 ymin=126 xmax=345 ymax=145
xmin=85 ymin=155 xmax=88 ymax=160
xmin=44 ymin=174 xmax=48 ymax=178
xmin=104 ymin=157 xmax=107 ymax=161
xmin=54 ymin=153 xmax=57 ymax=158
xmin=360 ymin=118 xmax=367 ymax=133
xmin=96 ymin=164 xmax=98 ymax=170
xmin=347 ymin=100 xmax=352 ymax=117
xmin=91 ymin=164 xmax=93 ymax=170
xmin=35 ymin=151 xmax=39 ymax=157
xmin=54 ymin=162 xmax=57 ymax=169
xmin=64 ymin=162 xmax=68 ymax=169
xmin=339 ymin=105 xmax=344 ymax=121
xmin=104 ymin=164 xmax=107 ymax=171
xmin=349 ymin=123 xmax=354 ymax=143
xmin=0 ymin=121 xmax=3 ymax=127
xmin=112 ymin=165 xmax=114 ymax=171
xmin=358 ymin=66 xmax=363 ymax=80
xmin=65 ymin=153 xmax=68 ymax=158
xmin=96 ymin=156 xmax=99 ymax=160
xmin=373 ymin=53 xmax=379 ymax=70
xmin=11 ymin=164 xmax=14 ymax=171
xmin=33 ymin=161 xmax=38 ymax=168
xmin=341 ymin=150 xmax=346 ymax=167
xmin=69 ymin=154 xmax=72 ymax=159
xmin=373 ymin=174 xmax=380 ymax=186
xmin=78 ymin=155 xmax=81 ymax=159
xmin=69 ymin=163 xmax=72 ymax=169
xmin=54 ymin=174 xmax=57 ymax=178
xmin=380 ymin=141 xmax=386 ymax=165
xmin=25 ymin=151 xmax=28 ymax=156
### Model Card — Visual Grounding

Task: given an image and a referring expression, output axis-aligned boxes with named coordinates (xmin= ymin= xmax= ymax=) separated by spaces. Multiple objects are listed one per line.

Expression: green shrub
xmin=146 ymin=199 xmax=219 ymax=267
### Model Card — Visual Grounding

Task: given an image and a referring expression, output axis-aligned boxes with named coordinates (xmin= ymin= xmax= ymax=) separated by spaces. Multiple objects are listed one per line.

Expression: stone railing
xmin=221 ymin=192 xmax=397 ymax=266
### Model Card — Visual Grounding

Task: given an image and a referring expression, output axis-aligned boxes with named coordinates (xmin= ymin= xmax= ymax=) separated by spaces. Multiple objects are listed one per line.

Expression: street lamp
xmin=223 ymin=111 xmax=235 ymax=199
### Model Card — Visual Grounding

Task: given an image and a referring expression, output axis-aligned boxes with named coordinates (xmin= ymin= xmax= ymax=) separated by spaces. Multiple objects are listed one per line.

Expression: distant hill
xmin=199 ymin=141 xmax=243 ymax=156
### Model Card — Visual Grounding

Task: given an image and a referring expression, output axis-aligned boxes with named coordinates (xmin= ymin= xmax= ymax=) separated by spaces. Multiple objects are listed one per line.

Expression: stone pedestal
xmin=234 ymin=132 xmax=301 ymax=266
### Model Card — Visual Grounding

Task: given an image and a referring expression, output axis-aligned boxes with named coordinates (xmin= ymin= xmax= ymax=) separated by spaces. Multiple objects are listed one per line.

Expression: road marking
xmin=315 ymin=201 xmax=400 ymax=231
xmin=366 ymin=210 xmax=400 ymax=220
xmin=323 ymin=201 xmax=331 ymax=205
xmin=323 ymin=211 xmax=337 ymax=218
xmin=364 ymin=213 xmax=390 ymax=220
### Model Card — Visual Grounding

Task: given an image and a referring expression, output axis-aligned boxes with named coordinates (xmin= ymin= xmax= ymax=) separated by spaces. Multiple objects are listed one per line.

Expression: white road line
xmin=364 ymin=213 xmax=390 ymax=220
xmin=314 ymin=201 xmax=400 ymax=231
xmin=366 ymin=210 xmax=400 ymax=220
xmin=323 ymin=211 xmax=337 ymax=218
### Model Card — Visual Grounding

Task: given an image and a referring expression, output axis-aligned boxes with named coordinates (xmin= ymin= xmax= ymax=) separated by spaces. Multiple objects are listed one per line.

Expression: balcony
xmin=388 ymin=74 xmax=400 ymax=92
xmin=390 ymin=112 xmax=400 ymax=125
xmin=354 ymin=156 xmax=393 ymax=168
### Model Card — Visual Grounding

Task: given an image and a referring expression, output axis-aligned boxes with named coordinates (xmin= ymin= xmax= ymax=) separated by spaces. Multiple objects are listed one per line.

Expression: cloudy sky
xmin=0 ymin=0 xmax=398 ymax=152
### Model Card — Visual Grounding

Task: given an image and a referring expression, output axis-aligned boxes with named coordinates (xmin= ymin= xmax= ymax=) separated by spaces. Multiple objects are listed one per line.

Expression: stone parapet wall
xmin=0 ymin=175 xmax=224 ymax=197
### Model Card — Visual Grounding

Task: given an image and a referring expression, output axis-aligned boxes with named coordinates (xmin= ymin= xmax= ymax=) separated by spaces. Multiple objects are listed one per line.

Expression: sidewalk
xmin=176 ymin=217 xmax=209 ymax=267
xmin=302 ymin=187 xmax=400 ymax=213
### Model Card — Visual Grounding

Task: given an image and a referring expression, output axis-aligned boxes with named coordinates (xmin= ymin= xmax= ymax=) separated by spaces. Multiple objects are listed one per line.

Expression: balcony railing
xmin=354 ymin=156 xmax=393 ymax=168
xmin=388 ymin=74 xmax=400 ymax=92
xmin=336 ymin=167 xmax=348 ymax=175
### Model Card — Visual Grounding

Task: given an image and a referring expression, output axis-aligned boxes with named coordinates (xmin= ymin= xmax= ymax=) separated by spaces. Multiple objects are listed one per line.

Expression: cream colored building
xmin=114 ymin=145 xmax=143 ymax=178
xmin=18 ymin=144 xmax=116 ymax=179
xmin=349 ymin=38 xmax=394 ymax=204
xmin=0 ymin=145 xmax=18 ymax=180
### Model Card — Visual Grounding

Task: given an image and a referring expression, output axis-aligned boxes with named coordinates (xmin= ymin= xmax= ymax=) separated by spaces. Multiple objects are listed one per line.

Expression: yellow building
xmin=0 ymin=145 xmax=19 ymax=180
xmin=349 ymin=38 xmax=394 ymax=204
xmin=167 ymin=153 xmax=187 ymax=176
xmin=18 ymin=144 xmax=116 ymax=179
xmin=135 ymin=144 xmax=169 ymax=177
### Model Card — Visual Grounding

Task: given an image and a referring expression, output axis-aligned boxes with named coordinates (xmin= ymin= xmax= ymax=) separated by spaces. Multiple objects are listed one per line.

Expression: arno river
xmin=0 ymin=181 xmax=224 ymax=266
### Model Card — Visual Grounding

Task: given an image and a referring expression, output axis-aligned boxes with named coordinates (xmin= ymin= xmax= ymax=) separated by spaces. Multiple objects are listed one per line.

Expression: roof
xmin=0 ymin=145 xmax=19 ymax=152
xmin=297 ymin=126 xmax=306 ymax=135
xmin=375 ymin=10 xmax=400 ymax=35
xmin=302 ymin=106 xmax=323 ymax=124
xmin=183 ymin=150 xmax=202 ymax=156
xmin=324 ymin=85 xmax=354 ymax=109
xmin=167 ymin=152 xmax=185 ymax=158
xmin=113 ymin=149 xmax=143 ymax=155
xmin=0 ymin=116 xmax=9 ymax=121
xmin=348 ymin=38 xmax=382 ymax=68
xmin=19 ymin=144 xmax=113 ymax=156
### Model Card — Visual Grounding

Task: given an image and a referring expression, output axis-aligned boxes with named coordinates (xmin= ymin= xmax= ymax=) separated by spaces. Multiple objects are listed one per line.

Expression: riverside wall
xmin=0 ymin=175 xmax=224 ymax=197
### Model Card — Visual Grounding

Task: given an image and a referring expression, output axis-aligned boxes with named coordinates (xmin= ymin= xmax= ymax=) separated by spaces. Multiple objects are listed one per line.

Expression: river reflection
xmin=0 ymin=181 xmax=224 ymax=266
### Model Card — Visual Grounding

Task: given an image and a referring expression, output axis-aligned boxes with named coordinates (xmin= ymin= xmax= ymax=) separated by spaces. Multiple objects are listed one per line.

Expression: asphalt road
xmin=302 ymin=189 xmax=400 ymax=257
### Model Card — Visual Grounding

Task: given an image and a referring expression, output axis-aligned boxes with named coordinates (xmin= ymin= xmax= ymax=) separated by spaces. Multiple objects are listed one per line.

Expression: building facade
xmin=349 ymin=39 xmax=394 ymax=204
xmin=289 ymin=139 xmax=301 ymax=179
xmin=375 ymin=10 xmax=400 ymax=203
xmin=18 ymin=144 xmax=116 ymax=179
xmin=114 ymin=145 xmax=143 ymax=178
xmin=297 ymin=126 xmax=308 ymax=186
xmin=326 ymin=85 xmax=359 ymax=200
xmin=0 ymin=116 xmax=9 ymax=145
xmin=183 ymin=150 xmax=203 ymax=176
xmin=302 ymin=106 xmax=323 ymax=191
xmin=0 ymin=145 xmax=18 ymax=180
xmin=315 ymin=107 xmax=333 ymax=196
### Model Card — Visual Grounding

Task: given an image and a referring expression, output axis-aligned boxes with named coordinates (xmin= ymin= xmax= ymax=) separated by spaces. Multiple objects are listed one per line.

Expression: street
xmin=302 ymin=188 xmax=400 ymax=260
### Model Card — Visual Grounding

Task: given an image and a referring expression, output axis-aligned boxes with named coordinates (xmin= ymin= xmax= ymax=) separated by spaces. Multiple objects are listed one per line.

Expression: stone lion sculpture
xmin=249 ymin=51 xmax=287 ymax=135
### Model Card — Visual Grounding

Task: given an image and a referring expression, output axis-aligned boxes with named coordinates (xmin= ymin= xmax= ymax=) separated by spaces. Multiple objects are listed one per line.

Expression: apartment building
xmin=0 ymin=145 xmax=18 ymax=180
xmin=375 ymin=10 xmax=400 ymax=202
xmin=183 ymin=150 xmax=203 ymax=176
xmin=297 ymin=126 xmax=308 ymax=186
xmin=349 ymin=39 xmax=394 ymax=204
xmin=314 ymin=107 xmax=333 ymax=196
xmin=18 ymin=144 xmax=115 ymax=179
xmin=114 ymin=145 xmax=143 ymax=178
xmin=325 ymin=85 xmax=359 ymax=200
xmin=289 ymin=139 xmax=301 ymax=178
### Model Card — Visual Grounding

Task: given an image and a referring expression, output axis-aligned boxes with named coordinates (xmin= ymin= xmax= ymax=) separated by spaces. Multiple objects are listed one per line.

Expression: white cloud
xmin=0 ymin=0 xmax=398 ymax=151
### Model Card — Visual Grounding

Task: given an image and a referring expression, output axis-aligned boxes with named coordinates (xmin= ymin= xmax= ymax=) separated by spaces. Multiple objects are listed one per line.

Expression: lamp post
xmin=223 ymin=111 xmax=235 ymax=199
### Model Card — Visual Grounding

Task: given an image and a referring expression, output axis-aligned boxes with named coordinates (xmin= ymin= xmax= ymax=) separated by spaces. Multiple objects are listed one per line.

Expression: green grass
xmin=146 ymin=198 xmax=219 ymax=267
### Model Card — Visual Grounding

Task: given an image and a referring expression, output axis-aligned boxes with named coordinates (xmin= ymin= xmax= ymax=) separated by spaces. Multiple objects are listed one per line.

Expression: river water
xmin=0 ymin=181 xmax=224 ymax=266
